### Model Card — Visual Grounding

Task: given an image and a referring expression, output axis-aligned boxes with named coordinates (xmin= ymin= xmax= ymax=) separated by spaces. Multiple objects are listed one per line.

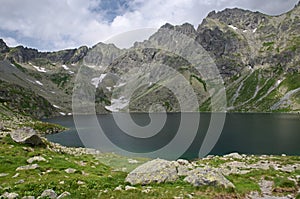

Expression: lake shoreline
xmin=1 ymin=131 xmax=299 ymax=199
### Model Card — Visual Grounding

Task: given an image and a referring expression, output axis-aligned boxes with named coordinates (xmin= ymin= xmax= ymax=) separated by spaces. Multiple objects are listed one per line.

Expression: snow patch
xmin=243 ymin=30 xmax=248 ymax=33
xmin=32 ymin=65 xmax=47 ymax=73
xmin=67 ymin=113 xmax=72 ymax=116
xmin=253 ymin=28 xmax=257 ymax=33
xmin=106 ymin=87 xmax=112 ymax=91
xmin=105 ymin=96 xmax=129 ymax=112
xmin=51 ymin=91 xmax=56 ymax=94
xmin=53 ymin=105 xmax=60 ymax=109
xmin=68 ymin=71 xmax=74 ymax=74
xmin=59 ymin=112 xmax=66 ymax=116
xmin=35 ymin=80 xmax=43 ymax=86
xmin=91 ymin=74 xmax=107 ymax=88
xmin=228 ymin=25 xmax=238 ymax=30
xmin=62 ymin=65 xmax=69 ymax=70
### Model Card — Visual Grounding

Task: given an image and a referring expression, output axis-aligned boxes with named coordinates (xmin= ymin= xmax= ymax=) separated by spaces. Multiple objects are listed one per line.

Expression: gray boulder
xmin=16 ymin=164 xmax=39 ymax=171
xmin=22 ymin=196 xmax=35 ymax=199
xmin=64 ymin=168 xmax=76 ymax=174
xmin=125 ymin=158 xmax=178 ymax=185
xmin=0 ymin=192 xmax=19 ymax=199
xmin=184 ymin=167 xmax=235 ymax=189
xmin=27 ymin=156 xmax=46 ymax=164
xmin=39 ymin=189 xmax=57 ymax=199
xmin=10 ymin=128 xmax=44 ymax=146
xmin=223 ymin=152 xmax=243 ymax=159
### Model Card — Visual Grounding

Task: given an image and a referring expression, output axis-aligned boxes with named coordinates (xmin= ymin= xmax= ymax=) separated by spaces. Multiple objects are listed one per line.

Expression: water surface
xmin=45 ymin=113 xmax=300 ymax=159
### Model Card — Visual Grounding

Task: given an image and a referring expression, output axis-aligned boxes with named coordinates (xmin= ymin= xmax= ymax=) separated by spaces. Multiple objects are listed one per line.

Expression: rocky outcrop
xmin=125 ymin=158 xmax=234 ymax=189
xmin=125 ymin=159 xmax=178 ymax=185
xmin=10 ymin=128 xmax=44 ymax=146
xmin=0 ymin=3 xmax=300 ymax=114
xmin=0 ymin=39 xmax=9 ymax=53
xmin=83 ymin=42 xmax=124 ymax=67
xmin=184 ymin=167 xmax=235 ymax=188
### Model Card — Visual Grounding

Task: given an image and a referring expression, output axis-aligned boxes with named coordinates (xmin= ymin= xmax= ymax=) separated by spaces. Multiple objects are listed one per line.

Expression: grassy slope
xmin=0 ymin=135 xmax=299 ymax=199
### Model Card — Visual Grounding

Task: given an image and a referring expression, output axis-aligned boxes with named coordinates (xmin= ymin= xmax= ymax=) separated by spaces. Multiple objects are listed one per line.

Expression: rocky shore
xmin=0 ymin=128 xmax=299 ymax=199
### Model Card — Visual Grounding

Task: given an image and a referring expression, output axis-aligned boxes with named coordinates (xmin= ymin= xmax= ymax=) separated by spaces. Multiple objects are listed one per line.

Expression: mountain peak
xmin=159 ymin=22 xmax=196 ymax=38
xmin=0 ymin=39 xmax=9 ymax=53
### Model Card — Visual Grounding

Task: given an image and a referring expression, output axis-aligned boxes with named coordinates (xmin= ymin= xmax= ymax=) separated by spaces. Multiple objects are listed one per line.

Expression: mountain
xmin=0 ymin=4 xmax=299 ymax=121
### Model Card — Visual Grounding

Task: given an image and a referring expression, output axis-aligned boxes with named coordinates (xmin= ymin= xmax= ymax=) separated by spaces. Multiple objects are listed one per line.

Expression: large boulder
xmin=125 ymin=158 xmax=178 ymax=185
xmin=184 ymin=167 xmax=235 ymax=189
xmin=10 ymin=128 xmax=44 ymax=146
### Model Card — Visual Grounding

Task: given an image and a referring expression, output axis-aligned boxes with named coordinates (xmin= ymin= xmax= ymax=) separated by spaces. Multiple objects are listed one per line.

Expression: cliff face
xmin=0 ymin=4 xmax=299 ymax=117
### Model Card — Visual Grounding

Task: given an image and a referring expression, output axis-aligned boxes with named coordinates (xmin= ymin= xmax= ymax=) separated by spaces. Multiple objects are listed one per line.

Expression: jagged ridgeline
xmin=0 ymin=3 xmax=299 ymax=119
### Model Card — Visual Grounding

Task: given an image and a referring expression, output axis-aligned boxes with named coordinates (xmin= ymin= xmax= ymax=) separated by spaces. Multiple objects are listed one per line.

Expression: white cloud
xmin=0 ymin=0 xmax=298 ymax=51
xmin=2 ymin=37 xmax=22 ymax=47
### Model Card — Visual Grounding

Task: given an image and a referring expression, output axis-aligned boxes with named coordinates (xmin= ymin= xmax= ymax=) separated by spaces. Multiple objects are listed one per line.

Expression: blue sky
xmin=0 ymin=0 xmax=298 ymax=51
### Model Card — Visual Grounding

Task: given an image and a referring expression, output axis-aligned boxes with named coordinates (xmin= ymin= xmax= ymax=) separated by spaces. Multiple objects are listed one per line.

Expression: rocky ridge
xmin=0 ymin=3 xmax=299 ymax=118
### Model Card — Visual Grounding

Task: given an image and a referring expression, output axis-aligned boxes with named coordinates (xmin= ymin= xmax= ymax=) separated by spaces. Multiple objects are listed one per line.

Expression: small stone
xmin=0 ymin=173 xmax=9 ymax=177
xmin=114 ymin=185 xmax=123 ymax=191
xmin=177 ymin=159 xmax=189 ymax=165
xmin=128 ymin=159 xmax=139 ymax=164
xmin=125 ymin=185 xmax=137 ymax=191
xmin=75 ymin=161 xmax=87 ymax=166
xmin=224 ymin=152 xmax=243 ymax=159
xmin=27 ymin=156 xmax=46 ymax=164
xmin=81 ymin=171 xmax=89 ymax=176
xmin=59 ymin=181 xmax=65 ymax=185
xmin=22 ymin=196 xmax=35 ymax=199
xmin=282 ymin=154 xmax=287 ymax=157
xmin=77 ymin=180 xmax=85 ymax=185
xmin=64 ymin=168 xmax=76 ymax=174
xmin=22 ymin=147 xmax=34 ymax=152
xmin=40 ymin=189 xmax=57 ymax=199
xmin=141 ymin=188 xmax=151 ymax=193
xmin=186 ymin=194 xmax=194 ymax=198
xmin=15 ymin=179 xmax=25 ymax=184
xmin=16 ymin=164 xmax=39 ymax=171
xmin=57 ymin=191 xmax=71 ymax=199
xmin=121 ymin=167 xmax=127 ymax=172
xmin=12 ymin=173 xmax=19 ymax=178
xmin=1 ymin=192 xmax=19 ymax=199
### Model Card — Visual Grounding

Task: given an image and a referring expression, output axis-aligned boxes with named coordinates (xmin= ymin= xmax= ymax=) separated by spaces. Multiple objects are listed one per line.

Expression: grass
xmin=281 ymin=73 xmax=300 ymax=91
xmin=0 ymin=134 xmax=240 ymax=198
xmin=234 ymin=71 xmax=259 ymax=106
xmin=274 ymin=177 xmax=296 ymax=188
xmin=50 ymin=73 xmax=71 ymax=88
xmin=1 ymin=135 xmax=300 ymax=198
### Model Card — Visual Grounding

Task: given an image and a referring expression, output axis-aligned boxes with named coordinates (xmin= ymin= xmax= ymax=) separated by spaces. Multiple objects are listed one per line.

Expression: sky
xmin=0 ymin=0 xmax=298 ymax=51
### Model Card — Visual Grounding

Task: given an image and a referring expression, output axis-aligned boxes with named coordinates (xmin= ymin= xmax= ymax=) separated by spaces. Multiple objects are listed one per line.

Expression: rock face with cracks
xmin=125 ymin=158 xmax=234 ymax=189
xmin=125 ymin=158 xmax=178 ymax=185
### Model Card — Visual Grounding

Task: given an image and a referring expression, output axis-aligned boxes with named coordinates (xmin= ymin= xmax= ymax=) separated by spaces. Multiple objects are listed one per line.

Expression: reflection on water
xmin=45 ymin=113 xmax=300 ymax=159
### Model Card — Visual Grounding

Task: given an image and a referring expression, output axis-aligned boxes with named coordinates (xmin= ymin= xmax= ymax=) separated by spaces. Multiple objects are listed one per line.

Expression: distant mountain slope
xmin=0 ymin=3 xmax=299 ymax=118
